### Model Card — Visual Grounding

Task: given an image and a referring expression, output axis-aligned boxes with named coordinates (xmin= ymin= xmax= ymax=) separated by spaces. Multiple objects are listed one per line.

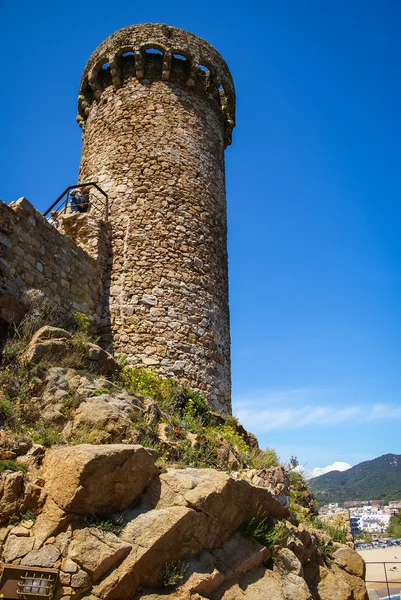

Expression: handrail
xmin=43 ymin=182 xmax=109 ymax=221
xmin=365 ymin=561 xmax=401 ymax=599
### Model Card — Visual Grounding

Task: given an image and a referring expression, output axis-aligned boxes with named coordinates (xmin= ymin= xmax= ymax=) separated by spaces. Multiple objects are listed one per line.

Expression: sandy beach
xmin=358 ymin=547 xmax=401 ymax=598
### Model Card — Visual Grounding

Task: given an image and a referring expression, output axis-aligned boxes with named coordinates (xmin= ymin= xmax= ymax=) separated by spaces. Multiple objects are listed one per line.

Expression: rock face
xmin=231 ymin=466 xmax=290 ymax=506
xmin=38 ymin=367 xmax=159 ymax=443
xmin=24 ymin=328 xmax=119 ymax=376
xmin=68 ymin=528 xmax=131 ymax=582
xmin=0 ymin=444 xmax=368 ymax=600
xmin=43 ymin=444 xmax=159 ymax=514
xmin=0 ymin=470 xmax=44 ymax=525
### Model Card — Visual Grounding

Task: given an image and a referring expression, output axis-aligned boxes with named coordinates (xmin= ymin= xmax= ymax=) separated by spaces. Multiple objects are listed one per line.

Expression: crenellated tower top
xmin=77 ymin=23 xmax=236 ymax=146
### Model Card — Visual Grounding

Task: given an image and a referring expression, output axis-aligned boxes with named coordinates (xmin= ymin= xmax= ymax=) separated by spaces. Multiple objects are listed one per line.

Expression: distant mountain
xmin=309 ymin=454 xmax=401 ymax=505
xmin=305 ymin=461 xmax=352 ymax=480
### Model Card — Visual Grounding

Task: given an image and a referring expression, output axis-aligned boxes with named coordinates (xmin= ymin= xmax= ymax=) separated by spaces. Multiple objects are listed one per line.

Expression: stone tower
xmin=77 ymin=23 xmax=235 ymax=413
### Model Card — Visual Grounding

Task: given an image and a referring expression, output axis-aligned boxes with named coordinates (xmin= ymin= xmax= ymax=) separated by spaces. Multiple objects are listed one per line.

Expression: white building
xmin=350 ymin=506 xmax=392 ymax=533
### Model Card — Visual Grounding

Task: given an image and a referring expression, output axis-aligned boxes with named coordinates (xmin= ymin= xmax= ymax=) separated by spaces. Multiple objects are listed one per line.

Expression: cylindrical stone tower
xmin=77 ymin=23 xmax=235 ymax=413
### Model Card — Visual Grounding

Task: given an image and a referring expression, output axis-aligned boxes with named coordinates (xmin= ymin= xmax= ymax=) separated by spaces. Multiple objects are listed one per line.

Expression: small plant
xmin=322 ymin=523 xmax=347 ymax=544
xmin=178 ymin=437 xmax=220 ymax=469
xmin=85 ymin=514 xmax=124 ymax=535
xmin=240 ymin=515 xmax=287 ymax=552
xmin=214 ymin=424 xmax=249 ymax=456
xmin=162 ymin=560 xmax=187 ymax=587
xmin=0 ymin=396 xmax=12 ymax=423
xmin=181 ymin=389 xmax=212 ymax=426
xmin=120 ymin=367 xmax=180 ymax=408
xmin=91 ymin=387 xmax=110 ymax=396
xmin=116 ymin=354 xmax=129 ymax=368
xmin=29 ymin=422 xmax=63 ymax=447
xmin=69 ymin=425 xmax=109 ymax=445
xmin=223 ymin=414 xmax=240 ymax=429
xmin=317 ymin=538 xmax=334 ymax=567
xmin=19 ymin=509 xmax=37 ymax=522
xmin=248 ymin=447 xmax=280 ymax=470
xmin=63 ymin=311 xmax=91 ymax=334
xmin=0 ymin=459 xmax=26 ymax=474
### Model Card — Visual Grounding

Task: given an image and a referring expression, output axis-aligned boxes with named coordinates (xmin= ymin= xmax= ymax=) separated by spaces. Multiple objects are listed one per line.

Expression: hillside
xmin=310 ymin=454 xmax=401 ymax=505
xmin=0 ymin=314 xmax=368 ymax=600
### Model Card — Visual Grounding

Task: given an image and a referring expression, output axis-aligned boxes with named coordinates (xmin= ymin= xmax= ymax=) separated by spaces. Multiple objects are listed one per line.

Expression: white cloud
xmin=304 ymin=461 xmax=352 ymax=480
xmin=233 ymin=388 xmax=401 ymax=434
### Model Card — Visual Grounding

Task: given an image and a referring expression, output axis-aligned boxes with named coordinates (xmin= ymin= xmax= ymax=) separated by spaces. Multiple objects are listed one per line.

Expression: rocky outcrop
xmin=231 ymin=466 xmax=290 ymax=506
xmin=36 ymin=367 xmax=160 ymax=443
xmin=23 ymin=326 xmax=119 ymax=375
xmin=43 ymin=444 xmax=159 ymax=514
xmin=0 ymin=470 xmax=45 ymax=524
xmin=0 ymin=444 xmax=368 ymax=600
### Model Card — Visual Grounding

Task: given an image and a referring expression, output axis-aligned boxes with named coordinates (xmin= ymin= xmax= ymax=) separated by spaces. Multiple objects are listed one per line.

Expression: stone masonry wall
xmin=0 ymin=197 xmax=108 ymax=327
xmin=77 ymin=24 xmax=236 ymax=413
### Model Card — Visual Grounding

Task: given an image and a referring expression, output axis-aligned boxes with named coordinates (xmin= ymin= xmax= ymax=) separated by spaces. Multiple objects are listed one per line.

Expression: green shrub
xmin=317 ymin=538 xmax=334 ymax=567
xmin=2 ymin=338 xmax=25 ymax=363
xmin=0 ymin=397 xmax=12 ymax=423
xmin=180 ymin=389 xmax=212 ymax=425
xmin=162 ymin=561 xmax=187 ymax=587
xmin=0 ymin=459 xmax=26 ymax=474
xmin=178 ymin=437 xmax=220 ymax=469
xmin=19 ymin=509 xmax=37 ymax=522
xmin=240 ymin=516 xmax=287 ymax=551
xmin=223 ymin=414 xmax=240 ymax=429
xmin=248 ymin=447 xmax=280 ymax=470
xmin=214 ymin=424 xmax=249 ymax=456
xmin=90 ymin=387 xmax=110 ymax=397
xmin=388 ymin=514 xmax=401 ymax=538
xmin=120 ymin=367 xmax=179 ymax=404
xmin=68 ymin=426 xmax=109 ymax=445
xmin=29 ymin=422 xmax=63 ymax=447
xmin=63 ymin=312 xmax=91 ymax=334
xmin=85 ymin=514 xmax=124 ymax=535
xmin=0 ymin=361 xmax=47 ymax=426
xmin=323 ymin=523 xmax=347 ymax=544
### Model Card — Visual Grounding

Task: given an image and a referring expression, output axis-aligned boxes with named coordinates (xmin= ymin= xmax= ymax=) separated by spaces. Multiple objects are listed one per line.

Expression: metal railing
xmin=43 ymin=182 xmax=108 ymax=221
xmin=365 ymin=561 xmax=401 ymax=599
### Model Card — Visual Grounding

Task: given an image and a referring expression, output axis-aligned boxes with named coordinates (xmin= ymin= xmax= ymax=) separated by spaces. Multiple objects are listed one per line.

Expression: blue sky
xmin=1 ymin=0 xmax=400 ymax=470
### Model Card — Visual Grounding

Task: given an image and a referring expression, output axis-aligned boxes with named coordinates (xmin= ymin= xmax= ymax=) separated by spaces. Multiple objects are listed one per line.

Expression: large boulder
xmin=333 ymin=545 xmax=366 ymax=578
xmin=331 ymin=564 xmax=369 ymax=600
xmin=143 ymin=468 xmax=288 ymax=546
xmin=312 ymin=566 xmax=353 ymax=600
xmin=30 ymin=326 xmax=72 ymax=345
xmin=39 ymin=368 xmax=159 ymax=443
xmin=86 ymin=343 xmax=119 ymax=376
xmin=24 ymin=328 xmax=119 ymax=376
xmin=23 ymin=326 xmax=72 ymax=364
xmin=212 ymin=533 xmax=270 ymax=578
xmin=20 ymin=544 xmax=60 ymax=567
xmin=0 ymin=470 xmax=44 ymax=525
xmin=91 ymin=466 xmax=288 ymax=600
xmin=211 ymin=567 xmax=286 ymax=599
xmin=62 ymin=391 xmax=144 ymax=441
xmin=2 ymin=535 xmax=35 ymax=562
xmin=68 ymin=527 xmax=132 ymax=583
xmin=43 ymin=444 xmax=159 ymax=515
xmin=94 ymin=506 xmax=211 ymax=599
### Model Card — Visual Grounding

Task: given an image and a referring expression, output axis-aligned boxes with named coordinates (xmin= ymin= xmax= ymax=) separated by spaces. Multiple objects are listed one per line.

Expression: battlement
xmin=77 ymin=23 xmax=235 ymax=146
